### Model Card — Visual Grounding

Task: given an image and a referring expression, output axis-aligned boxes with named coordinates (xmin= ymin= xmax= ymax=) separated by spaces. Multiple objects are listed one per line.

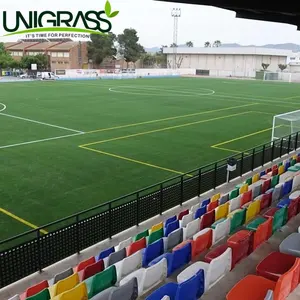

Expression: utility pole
xmin=171 ymin=8 xmax=181 ymax=69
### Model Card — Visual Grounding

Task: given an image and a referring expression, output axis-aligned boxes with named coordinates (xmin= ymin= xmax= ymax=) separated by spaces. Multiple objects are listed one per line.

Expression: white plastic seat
xmin=163 ymin=228 xmax=183 ymax=252
xmin=115 ymin=237 xmax=132 ymax=252
xmin=177 ymin=247 xmax=232 ymax=292
xmin=190 ymin=204 xmax=200 ymax=214
xmin=183 ymin=218 xmax=200 ymax=240
xmin=115 ymin=249 xmax=142 ymax=282
xmin=192 ymin=227 xmax=211 ymax=241
xmin=292 ymin=174 xmax=300 ymax=191
xmin=8 ymin=296 xmax=20 ymax=300
xmin=180 ymin=213 xmax=194 ymax=228
xmin=229 ymin=195 xmax=241 ymax=213
xmin=212 ymin=218 xmax=230 ymax=244
xmin=290 ymin=190 xmax=300 ymax=200
xmin=120 ymin=257 xmax=167 ymax=296
xmin=272 ymin=183 xmax=283 ymax=202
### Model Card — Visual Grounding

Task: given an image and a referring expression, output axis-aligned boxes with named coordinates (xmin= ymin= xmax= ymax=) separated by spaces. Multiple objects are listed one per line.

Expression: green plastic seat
xmin=26 ymin=289 xmax=50 ymax=300
xmin=291 ymin=159 xmax=297 ymax=166
xmin=235 ymin=183 xmax=244 ymax=189
xmin=245 ymin=177 xmax=252 ymax=186
xmin=288 ymin=166 xmax=299 ymax=172
xmin=271 ymin=175 xmax=279 ymax=188
xmin=230 ymin=209 xmax=246 ymax=233
xmin=278 ymin=162 xmax=283 ymax=167
xmin=133 ymin=229 xmax=149 ymax=241
xmin=211 ymin=218 xmax=226 ymax=229
xmin=85 ymin=265 xmax=117 ymax=298
xmin=272 ymin=207 xmax=287 ymax=233
xmin=230 ymin=188 xmax=239 ymax=200
xmin=246 ymin=216 xmax=267 ymax=231
xmin=147 ymin=227 xmax=163 ymax=244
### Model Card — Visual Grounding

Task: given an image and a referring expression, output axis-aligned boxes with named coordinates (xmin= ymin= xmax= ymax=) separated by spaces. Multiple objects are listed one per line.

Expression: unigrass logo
xmin=2 ymin=0 xmax=119 ymax=37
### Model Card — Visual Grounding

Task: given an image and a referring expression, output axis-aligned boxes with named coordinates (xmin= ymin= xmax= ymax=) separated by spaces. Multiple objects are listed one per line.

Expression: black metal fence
xmin=1 ymin=132 xmax=299 ymax=288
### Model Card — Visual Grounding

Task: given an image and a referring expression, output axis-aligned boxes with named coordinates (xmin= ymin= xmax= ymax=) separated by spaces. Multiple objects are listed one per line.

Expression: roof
xmin=47 ymin=42 xmax=80 ymax=51
xmin=26 ymin=42 xmax=61 ymax=51
xmin=155 ymin=1 xmax=300 ymax=29
xmin=7 ymin=42 xmax=39 ymax=50
xmin=163 ymin=47 xmax=293 ymax=56
xmin=4 ymin=42 xmax=20 ymax=49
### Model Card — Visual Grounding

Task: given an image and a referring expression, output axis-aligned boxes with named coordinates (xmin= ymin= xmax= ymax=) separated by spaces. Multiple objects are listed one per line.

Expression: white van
xmin=41 ymin=72 xmax=58 ymax=80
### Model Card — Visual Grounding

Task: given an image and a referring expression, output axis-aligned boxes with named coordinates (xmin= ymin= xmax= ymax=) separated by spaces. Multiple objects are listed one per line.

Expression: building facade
xmin=163 ymin=47 xmax=292 ymax=78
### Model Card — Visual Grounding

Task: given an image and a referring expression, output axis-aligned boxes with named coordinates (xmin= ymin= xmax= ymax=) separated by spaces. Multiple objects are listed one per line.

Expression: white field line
xmin=0 ymin=103 xmax=6 ymax=112
xmin=0 ymin=112 xmax=84 ymax=134
xmin=0 ymin=132 xmax=84 ymax=149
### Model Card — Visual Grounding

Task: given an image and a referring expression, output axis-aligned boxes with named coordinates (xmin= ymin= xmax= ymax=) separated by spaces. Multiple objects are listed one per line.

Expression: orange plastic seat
xmin=74 ymin=256 xmax=96 ymax=272
xmin=191 ymin=228 xmax=212 ymax=259
xmin=252 ymin=217 xmax=272 ymax=251
xmin=127 ymin=237 xmax=146 ymax=256
xmin=20 ymin=280 xmax=49 ymax=300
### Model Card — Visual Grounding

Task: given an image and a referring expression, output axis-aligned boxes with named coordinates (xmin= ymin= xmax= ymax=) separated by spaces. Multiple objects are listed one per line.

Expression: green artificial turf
xmin=1 ymin=77 xmax=300 ymax=241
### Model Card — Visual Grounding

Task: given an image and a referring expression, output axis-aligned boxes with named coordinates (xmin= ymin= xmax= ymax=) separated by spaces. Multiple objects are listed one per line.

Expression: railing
xmin=1 ymin=132 xmax=299 ymax=288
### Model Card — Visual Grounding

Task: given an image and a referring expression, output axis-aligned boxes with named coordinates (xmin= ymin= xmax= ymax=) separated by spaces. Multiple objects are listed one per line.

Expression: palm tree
xmin=186 ymin=41 xmax=193 ymax=47
xmin=204 ymin=41 xmax=211 ymax=47
xmin=213 ymin=40 xmax=221 ymax=47
xmin=170 ymin=43 xmax=177 ymax=48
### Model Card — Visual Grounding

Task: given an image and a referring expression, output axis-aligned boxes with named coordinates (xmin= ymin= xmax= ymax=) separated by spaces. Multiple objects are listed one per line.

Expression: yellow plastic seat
xmin=278 ymin=165 xmax=285 ymax=175
xmin=211 ymin=193 xmax=221 ymax=202
xmin=215 ymin=202 xmax=229 ymax=221
xmin=245 ymin=199 xmax=261 ymax=223
xmin=149 ymin=222 xmax=163 ymax=234
xmin=49 ymin=273 xmax=79 ymax=298
xmin=51 ymin=282 xmax=87 ymax=300
xmin=239 ymin=184 xmax=248 ymax=195
xmin=252 ymin=173 xmax=260 ymax=184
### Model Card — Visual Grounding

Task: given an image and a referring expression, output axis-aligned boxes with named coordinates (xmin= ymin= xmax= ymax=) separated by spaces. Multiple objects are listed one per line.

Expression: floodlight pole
xmin=171 ymin=8 xmax=181 ymax=69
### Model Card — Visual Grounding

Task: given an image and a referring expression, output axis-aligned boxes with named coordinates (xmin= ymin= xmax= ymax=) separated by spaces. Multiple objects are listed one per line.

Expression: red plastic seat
xmin=207 ymin=200 xmax=218 ymax=212
xmin=79 ymin=259 xmax=104 ymax=281
xmin=288 ymin=199 xmax=298 ymax=221
xmin=172 ymin=240 xmax=191 ymax=252
xmin=178 ymin=209 xmax=189 ymax=220
xmin=74 ymin=256 xmax=96 ymax=272
xmin=261 ymin=179 xmax=271 ymax=194
xmin=227 ymin=230 xmax=252 ymax=269
xmin=252 ymin=217 xmax=272 ymax=251
xmin=191 ymin=229 xmax=212 ymax=259
xmin=263 ymin=207 xmax=279 ymax=218
xmin=240 ymin=190 xmax=252 ymax=207
xmin=20 ymin=280 xmax=49 ymax=300
xmin=266 ymin=167 xmax=272 ymax=174
xmin=272 ymin=166 xmax=278 ymax=176
xmin=260 ymin=193 xmax=272 ymax=211
xmin=200 ymin=210 xmax=215 ymax=230
xmin=204 ymin=244 xmax=228 ymax=263
xmin=256 ymin=252 xmax=297 ymax=282
xmin=127 ymin=237 xmax=146 ymax=256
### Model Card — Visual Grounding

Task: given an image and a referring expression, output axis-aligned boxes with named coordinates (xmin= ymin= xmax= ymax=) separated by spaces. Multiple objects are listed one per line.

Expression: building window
xmin=57 ymin=52 xmax=63 ymax=57
xmin=290 ymin=57 xmax=296 ymax=60
xmin=52 ymin=61 xmax=56 ymax=64
xmin=64 ymin=61 xmax=68 ymax=64
xmin=51 ymin=52 xmax=57 ymax=57
xmin=18 ymin=51 xmax=23 ymax=56
xmin=63 ymin=52 xmax=69 ymax=58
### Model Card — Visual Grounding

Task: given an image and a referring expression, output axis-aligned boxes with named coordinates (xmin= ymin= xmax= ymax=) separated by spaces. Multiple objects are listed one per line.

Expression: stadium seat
xmin=115 ymin=237 xmax=132 ymax=251
xmin=245 ymin=177 xmax=252 ymax=186
xmin=229 ymin=196 xmax=241 ymax=213
xmin=165 ymin=220 xmax=179 ymax=237
xmin=191 ymin=228 xmax=212 ymax=259
xmin=120 ymin=258 xmax=167 ymax=296
xmin=165 ymin=216 xmax=177 ymax=228
xmin=26 ymin=289 xmax=50 ymax=300
xmin=229 ymin=188 xmax=239 ymax=199
xmin=127 ymin=237 xmax=146 ymax=256
xmin=239 ymin=184 xmax=248 ymax=195
xmin=96 ymin=246 xmax=115 ymax=263
xmin=148 ymin=228 xmax=164 ymax=245
xmin=279 ymin=233 xmax=300 ymax=257
xmin=256 ymin=252 xmax=297 ymax=282
xmin=240 ymin=190 xmax=252 ymax=207
xmin=178 ymin=209 xmax=189 ymax=220
xmin=282 ymin=178 xmax=293 ymax=196
xmin=211 ymin=193 xmax=220 ymax=202
xmin=194 ymin=206 xmax=206 ymax=219
xmin=133 ymin=229 xmax=149 ymax=242
xmin=251 ymin=182 xmax=262 ymax=199
xmin=264 ymin=207 xmax=287 ymax=233
xmin=277 ymin=197 xmax=291 ymax=209
xmin=190 ymin=203 xmax=200 ymax=214
xmin=252 ymin=173 xmax=260 ymax=183
xmin=271 ymin=174 xmax=279 ymax=187
xmin=215 ymin=202 xmax=229 ymax=221
xmin=288 ymin=199 xmax=300 ymax=220
xmin=219 ymin=193 xmax=229 ymax=205
xmin=20 ymin=280 xmax=49 ymax=300
xmin=49 ymin=268 xmax=74 ymax=285
xmin=163 ymin=228 xmax=183 ymax=252
xmin=180 ymin=213 xmax=193 ymax=228
xmin=201 ymin=198 xmax=210 ymax=207
xmin=259 ymin=193 xmax=272 ymax=211
xmin=200 ymin=210 xmax=215 ymax=230
xmin=278 ymin=165 xmax=285 ymax=175
xmin=204 ymin=244 xmax=228 ymax=263
xmin=251 ymin=217 xmax=272 ymax=251
xmin=142 ymin=238 xmax=164 ymax=267
xmin=51 ymin=282 xmax=87 ymax=300
xmin=212 ymin=217 xmax=230 ymax=244
xmin=245 ymin=199 xmax=260 ymax=223
xmin=292 ymin=173 xmax=300 ymax=191
xmin=49 ymin=273 xmax=79 ymax=298
xmin=150 ymin=222 xmax=163 ymax=234
xmin=207 ymin=200 xmax=219 ymax=212
xmin=261 ymin=179 xmax=271 ymax=194
xmin=183 ymin=218 xmax=200 ymax=240
xmin=74 ymin=256 xmax=95 ymax=273
xmin=229 ymin=209 xmax=246 ymax=234
xmin=85 ymin=265 xmax=117 ymax=298
xmin=146 ymin=269 xmax=204 ymax=300
xmin=107 ymin=248 xmax=127 ymax=267
xmin=79 ymin=259 xmax=104 ymax=281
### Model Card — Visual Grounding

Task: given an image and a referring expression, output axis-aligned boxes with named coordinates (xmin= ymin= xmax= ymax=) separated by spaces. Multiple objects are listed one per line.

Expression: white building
xmin=163 ymin=47 xmax=292 ymax=78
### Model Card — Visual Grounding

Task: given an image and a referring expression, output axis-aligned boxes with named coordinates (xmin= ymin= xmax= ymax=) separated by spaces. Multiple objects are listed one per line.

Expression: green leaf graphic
xmin=109 ymin=11 xmax=119 ymax=18
xmin=105 ymin=0 xmax=112 ymax=17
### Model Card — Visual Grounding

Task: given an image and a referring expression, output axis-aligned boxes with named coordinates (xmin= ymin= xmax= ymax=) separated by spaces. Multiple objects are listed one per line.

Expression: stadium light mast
xmin=171 ymin=8 xmax=181 ymax=69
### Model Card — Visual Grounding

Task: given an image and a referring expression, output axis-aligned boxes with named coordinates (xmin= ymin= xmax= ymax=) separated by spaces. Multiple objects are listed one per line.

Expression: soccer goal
xmin=271 ymin=110 xmax=300 ymax=147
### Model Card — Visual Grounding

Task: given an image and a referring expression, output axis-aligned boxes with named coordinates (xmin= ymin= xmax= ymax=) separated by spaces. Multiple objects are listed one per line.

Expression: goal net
xmin=263 ymin=72 xmax=300 ymax=83
xmin=272 ymin=110 xmax=300 ymax=148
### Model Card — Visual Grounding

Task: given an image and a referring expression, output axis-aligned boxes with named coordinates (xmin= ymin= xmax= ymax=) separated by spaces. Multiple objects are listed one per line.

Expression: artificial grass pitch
xmin=1 ymin=77 xmax=300 ymax=240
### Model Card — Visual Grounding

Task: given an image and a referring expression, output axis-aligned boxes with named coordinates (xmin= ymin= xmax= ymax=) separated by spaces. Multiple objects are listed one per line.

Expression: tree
xmin=117 ymin=28 xmax=145 ymax=67
xmin=20 ymin=54 xmax=49 ymax=70
xmin=141 ymin=53 xmax=155 ymax=67
xmin=0 ymin=42 xmax=15 ymax=69
xmin=159 ymin=45 xmax=167 ymax=54
xmin=186 ymin=41 xmax=193 ymax=47
xmin=278 ymin=64 xmax=287 ymax=72
xmin=262 ymin=63 xmax=270 ymax=70
xmin=88 ymin=33 xmax=117 ymax=66
xmin=204 ymin=41 xmax=211 ymax=47
xmin=213 ymin=40 xmax=221 ymax=47
xmin=170 ymin=43 xmax=177 ymax=48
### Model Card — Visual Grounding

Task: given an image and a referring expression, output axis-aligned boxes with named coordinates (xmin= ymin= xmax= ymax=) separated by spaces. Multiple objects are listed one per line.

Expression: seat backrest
xmin=127 ymin=237 xmax=146 ymax=256
xmin=200 ymin=210 xmax=215 ymax=230
xmin=54 ymin=273 xmax=79 ymax=297
xmin=54 ymin=282 xmax=87 ymax=300
xmin=253 ymin=217 xmax=272 ymax=251
xmin=273 ymin=207 xmax=287 ymax=233
xmin=278 ymin=165 xmax=285 ymax=175
xmin=252 ymin=173 xmax=260 ymax=183
xmin=190 ymin=203 xmax=200 ymax=214
xmin=211 ymin=193 xmax=221 ymax=202
xmin=89 ymin=265 xmax=117 ymax=297
xmin=262 ymin=179 xmax=271 ymax=194
xmin=53 ymin=268 xmax=74 ymax=285
xmin=81 ymin=259 xmax=104 ymax=281
xmin=116 ymin=237 xmax=133 ymax=251
xmin=192 ymin=228 xmax=212 ymax=258
xmin=75 ymin=256 xmax=96 ymax=273
xmin=143 ymin=238 xmax=164 ymax=267
xmin=288 ymin=198 xmax=298 ymax=221
xmin=252 ymin=183 xmax=262 ymax=200
xmin=245 ymin=177 xmax=252 ymax=186
xmin=290 ymin=258 xmax=300 ymax=292
xmin=260 ymin=194 xmax=271 ymax=211
xmin=110 ymin=277 xmax=138 ymax=300
xmin=229 ymin=196 xmax=241 ymax=213
xmin=143 ymin=258 xmax=168 ymax=292
xmin=178 ymin=209 xmax=189 ymax=220
xmin=148 ymin=228 xmax=164 ymax=245
xmin=171 ymin=243 xmax=191 ymax=273
xmin=165 ymin=228 xmax=183 ymax=251
xmin=25 ymin=280 xmax=49 ymax=298
xmin=165 ymin=216 xmax=177 ymax=228
xmin=180 ymin=213 xmax=194 ymax=228
xmin=230 ymin=209 xmax=246 ymax=234
xmin=165 ymin=220 xmax=179 ymax=237
xmin=107 ymin=248 xmax=127 ymax=266
xmin=273 ymin=184 xmax=283 ymax=203
xmin=194 ymin=206 xmax=207 ymax=219
xmin=271 ymin=174 xmax=279 ymax=187
xmin=120 ymin=249 xmax=142 ymax=279
xmin=215 ymin=202 xmax=229 ymax=221
xmin=292 ymin=173 xmax=300 ymax=191
xmin=283 ymin=178 xmax=293 ymax=196
xmin=239 ymin=184 xmax=248 ymax=195
xmin=26 ymin=288 xmax=50 ymax=300
xmin=150 ymin=222 xmax=163 ymax=234
xmin=133 ymin=229 xmax=149 ymax=242
xmin=229 ymin=188 xmax=239 ymax=200
xmin=219 ymin=193 xmax=229 ymax=205
xmin=207 ymin=200 xmax=219 ymax=212
xmin=245 ymin=199 xmax=261 ymax=223
xmin=184 ymin=218 xmax=200 ymax=240
xmin=201 ymin=199 xmax=210 ymax=207
xmin=240 ymin=190 xmax=252 ymax=207
xmin=97 ymin=247 xmax=115 ymax=261
xmin=212 ymin=217 xmax=230 ymax=244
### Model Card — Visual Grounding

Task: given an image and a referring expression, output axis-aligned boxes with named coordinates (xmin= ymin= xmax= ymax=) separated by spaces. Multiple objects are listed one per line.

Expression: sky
xmin=1 ymin=0 xmax=300 ymax=47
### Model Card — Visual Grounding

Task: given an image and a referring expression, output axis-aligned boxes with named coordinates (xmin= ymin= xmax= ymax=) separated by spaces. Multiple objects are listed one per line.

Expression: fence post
xmin=76 ymin=215 xmax=80 ymax=254
xmin=37 ymin=229 xmax=42 ymax=272
xmin=109 ymin=203 xmax=112 ymax=239
xmin=251 ymin=148 xmax=255 ymax=171
xmin=198 ymin=168 xmax=201 ymax=196
xmin=262 ymin=145 xmax=265 ymax=167
xmin=159 ymin=183 xmax=163 ymax=215
xmin=295 ymin=132 xmax=298 ymax=151
xmin=280 ymin=138 xmax=283 ymax=157
xmin=287 ymin=134 xmax=291 ymax=153
xmin=214 ymin=163 xmax=217 ymax=189
xmin=136 ymin=192 xmax=139 ymax=226
xmin=240 ymin=153 xmax=244 ymax=176
xmin=271 ymin=141 xmax=275 ymax=161
xmin=180 ymin=176 xmax=183 ymax=206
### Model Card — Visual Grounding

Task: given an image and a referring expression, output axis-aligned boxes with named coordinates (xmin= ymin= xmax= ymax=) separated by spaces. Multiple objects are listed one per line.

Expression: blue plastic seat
xmin=142 ymin=238 xmax=164 ymax=267
xmin=97 ymin=247 xmax=115 ymax=261
xmin=284 ymin=161 xmax=291 ymax=172
xmin=194 ymin=206 xmax=206 ymax=219
xmin=165 ymin=216 xmax=177 ymax=228
xmin=201 ymin=199 xmax=210 ymax=207
xmin=148 ymin=243 xmax=191 ymax=276
xmin=165 ymin=220 xmax=180 ymax=237
xmin=277 ymin=197 xmax=291 ymax=209
xmin=260 ymin=170 xmax=266 ymax=177
xmin=282 ymin=178 xmax=293 ymax=196
xmin=145 ymin=269 xmax=204 ymax=300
